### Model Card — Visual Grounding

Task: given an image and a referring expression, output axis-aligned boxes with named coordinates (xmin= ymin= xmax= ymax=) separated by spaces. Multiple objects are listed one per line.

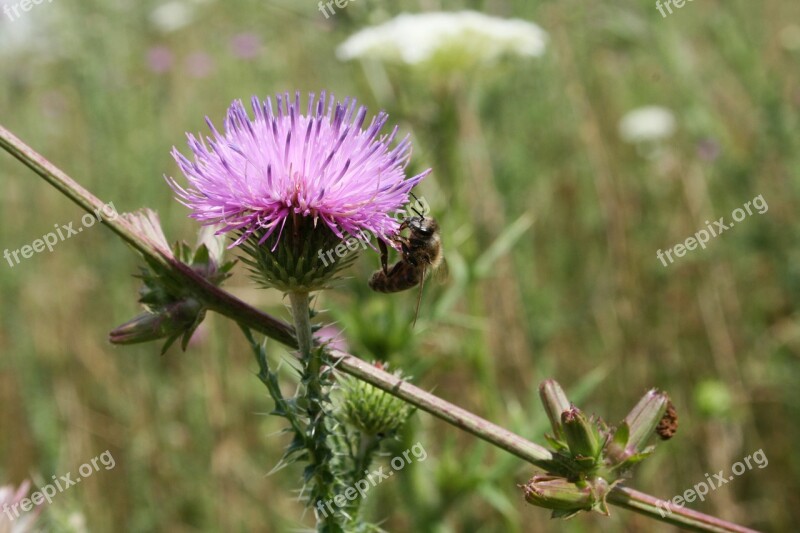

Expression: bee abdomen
xmin=369 ymin=261 xmax=421 ymax=293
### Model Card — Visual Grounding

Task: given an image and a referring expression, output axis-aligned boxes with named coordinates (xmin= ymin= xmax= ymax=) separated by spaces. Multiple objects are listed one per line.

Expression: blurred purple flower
xmin=314 ymin=325 xmax=349 ymax=352
xmin=696 ymin=138 xmax=720 ymax=162
xmin=146 ymin=46 xmax=175 ymax=74
xmin=168 ymin=92 xmax=430 ymax=248
xmin=229 ymin=32 xmax=261 ymax=60
xmin=186 ymin=52 xmax=215 ymax=79
xmin=40 ymin=90 xmax=68 ymax=119
xmin=0 ymin=480 xmax=40 ymax=532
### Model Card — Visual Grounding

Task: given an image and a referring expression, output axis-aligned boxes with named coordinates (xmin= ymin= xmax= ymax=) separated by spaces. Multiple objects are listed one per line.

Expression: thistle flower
xmin=169 ymin=91 xmax=430 ymax=291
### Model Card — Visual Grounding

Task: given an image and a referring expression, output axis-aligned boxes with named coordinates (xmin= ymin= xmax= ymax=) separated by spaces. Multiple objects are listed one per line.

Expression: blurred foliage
xmin=1 ymin=0 xmax=798 ymax=531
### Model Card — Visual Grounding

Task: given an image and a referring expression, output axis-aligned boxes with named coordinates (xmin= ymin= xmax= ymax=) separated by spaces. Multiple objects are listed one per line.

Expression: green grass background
xmin=1 ymin=0 xmax=798 ymax=531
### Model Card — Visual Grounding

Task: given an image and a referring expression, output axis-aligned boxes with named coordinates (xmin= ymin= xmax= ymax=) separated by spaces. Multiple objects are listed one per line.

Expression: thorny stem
xmin=288 ymin=291 xmax=337 ymax=530
xmin=0 ymin=124 xmax=761 ymax=533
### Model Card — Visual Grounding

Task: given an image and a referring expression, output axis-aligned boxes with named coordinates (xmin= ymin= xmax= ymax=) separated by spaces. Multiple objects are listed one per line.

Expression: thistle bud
xmin=539 ymin=380 xmax=571 ymax=442
xmin=622 ymin=389 xmax=669 ymax=453
xmin=521 ymin=475 xmax=613 ymax=518
xmin=561 ymin=406 xmax=602 ymax=462
xmin=603 ymin=389 xmax=670 ymax=470
xmin=110 ymin=209 xmax=234 ymax=353
xmin=109 ymin=299 xmax=203 ymax=345
xmin=338 ymin=363 xmax=414 ymax=438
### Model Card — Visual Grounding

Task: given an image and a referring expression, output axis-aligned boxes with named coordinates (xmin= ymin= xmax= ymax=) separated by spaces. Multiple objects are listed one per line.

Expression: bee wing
xmin=432 ymin=257 xmax=450 ymax=284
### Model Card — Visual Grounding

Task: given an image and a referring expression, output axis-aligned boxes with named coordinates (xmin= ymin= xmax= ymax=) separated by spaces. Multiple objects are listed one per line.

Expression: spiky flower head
xmin=168 ymin=91 xmax=431 ymax=291
xmin=337 ymin=362 xmax=415 ymax=438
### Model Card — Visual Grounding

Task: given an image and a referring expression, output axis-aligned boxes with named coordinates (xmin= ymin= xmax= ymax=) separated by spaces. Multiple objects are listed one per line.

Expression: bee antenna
xmin=408 ymin=191 xmax=425 ymax=219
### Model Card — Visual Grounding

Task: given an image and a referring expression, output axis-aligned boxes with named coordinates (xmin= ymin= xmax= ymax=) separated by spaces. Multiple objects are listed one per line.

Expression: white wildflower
xmin=337 ymin=11 xmax=548 ymax=67
xmin=149 ymin=1 xmax=195 ymax=33
xmin=618 ymin=106 xmax=677 ymax=143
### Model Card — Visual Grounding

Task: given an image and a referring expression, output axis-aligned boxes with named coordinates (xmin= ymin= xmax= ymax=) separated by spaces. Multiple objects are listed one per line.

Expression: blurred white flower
xmin=0 ymin=481 xmax=39 ymax=533
xmin=149 ymin=1 xmax=195 ymax=33
xmin=337 ymin=11 xmax=547 ymax=67
xmin=0 ymin=10 xmax=54 ymax=57
xmin=65 ymin=511 xmax=88 ymax=533
xmin=618 ymin=106 xmax=676 ymax=143
xmin=778 ymin=24 xmax=800 ymax=51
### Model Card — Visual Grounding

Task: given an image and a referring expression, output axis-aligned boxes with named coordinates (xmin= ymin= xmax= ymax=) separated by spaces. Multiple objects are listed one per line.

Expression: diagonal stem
xmin=0 ymin=124 xmax=760 ymax=533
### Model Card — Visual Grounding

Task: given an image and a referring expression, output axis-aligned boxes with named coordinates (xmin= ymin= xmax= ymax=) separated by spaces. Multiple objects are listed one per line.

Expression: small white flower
xmin=337 ymin=11 xmax=548 ymax=67
xmin=0 ymin=11 xmax=48 ymax=57
xmin=149 ymin=1 xmax=195 ymax=33
xmin=618 ymin=106 xmax=676 ymax=143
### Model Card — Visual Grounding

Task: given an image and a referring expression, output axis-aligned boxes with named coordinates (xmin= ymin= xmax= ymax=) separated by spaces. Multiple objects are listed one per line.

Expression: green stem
xmin=0 ymin=124 xmax=759 ymax=533
xmin=288 ymin=292 xmax=313 ymax=360
xmin=606 ymin=487 xmax=760 ymax=533
xmin=288 ymin=291 xmax=337 ymax=531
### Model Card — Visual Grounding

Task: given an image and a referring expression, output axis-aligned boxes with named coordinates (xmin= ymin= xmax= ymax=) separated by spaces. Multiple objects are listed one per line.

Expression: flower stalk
xmin=0 ymin=123 xmax=760 ymax=533
xmin=287 ymin=291 xmax=340 ymax=530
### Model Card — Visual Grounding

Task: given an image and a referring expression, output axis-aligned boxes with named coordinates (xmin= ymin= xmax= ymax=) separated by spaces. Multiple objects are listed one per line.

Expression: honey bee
xmin=369 ymin=209 xmax=445 ymax=325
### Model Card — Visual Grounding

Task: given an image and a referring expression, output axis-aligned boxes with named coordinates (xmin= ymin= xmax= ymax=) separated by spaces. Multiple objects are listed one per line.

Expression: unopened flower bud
xmin=111 ymin=210 xmax=234 ymax=353
xmin=539 ymin=380 xmax=571 ymax=442
xmin=109 ymin=299 xmax=203 ymax=346
xmin=561 ymin=406 xmax=602 ymax=462
xmin=338 ymin=363 xmax=414 ymax=438
xmin=521 ymin=475 xmax=613 ymax=518
xmin=623 ymin=389 xmax=669 ymax=453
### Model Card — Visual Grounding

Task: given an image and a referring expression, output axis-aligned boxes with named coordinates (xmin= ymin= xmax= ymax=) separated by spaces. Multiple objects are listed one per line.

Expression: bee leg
xmin=378 ymin=239 xmax=390 ymax=275
xmin=398 ymin=240 xmax=417 ymax=265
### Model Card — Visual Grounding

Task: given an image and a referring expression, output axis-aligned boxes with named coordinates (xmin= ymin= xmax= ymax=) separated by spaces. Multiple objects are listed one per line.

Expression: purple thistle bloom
xmin=146 ymin=45 xmax=174 ymax=74
xmin=229 ymin=32 xmax=261 ymax=60
xmin=168 ymin=92 xmax=431 ymax=250
xmin=185 ymin=51 xmax=215 ymax=79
